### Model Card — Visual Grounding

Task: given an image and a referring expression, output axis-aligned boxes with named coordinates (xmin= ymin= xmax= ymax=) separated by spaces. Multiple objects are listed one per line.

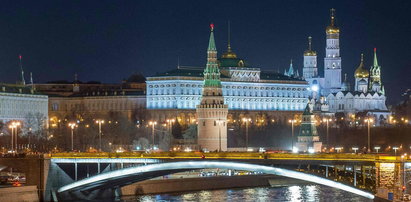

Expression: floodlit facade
xmin=302 ymin=9 xmax=389 ymax=122
xmin=0 ymin=84 xmax=48 ymax=131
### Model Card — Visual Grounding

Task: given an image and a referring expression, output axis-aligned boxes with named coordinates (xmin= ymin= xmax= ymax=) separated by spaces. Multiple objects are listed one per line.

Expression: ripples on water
xmin=121 ymin=185 xmax=372 ymax=202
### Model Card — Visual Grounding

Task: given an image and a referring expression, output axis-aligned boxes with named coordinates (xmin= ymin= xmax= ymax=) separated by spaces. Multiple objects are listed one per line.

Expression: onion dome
xmin=304 ymin=36 xmax=317 ymax=56
xmin=354 ymin=54 xmax=369 ymax=78
xmin=221 ymin=21 xmax=237 ymax=59
xmin=326 ymin=9 xmax=340 ymax=34
xmin=221 ymin=46 xmax=237 ymax=59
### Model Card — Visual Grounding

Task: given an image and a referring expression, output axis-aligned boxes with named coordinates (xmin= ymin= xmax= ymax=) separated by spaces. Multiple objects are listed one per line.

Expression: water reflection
xmin=125 ymin=185 xmax=371 ymax=202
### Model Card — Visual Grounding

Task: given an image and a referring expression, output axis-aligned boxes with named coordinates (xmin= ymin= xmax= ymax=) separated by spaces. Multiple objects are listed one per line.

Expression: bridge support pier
xmin=334 ymin=166 xmax=338 ymax=180
xmin=75 ymin=162 xmax=78 ymax=181
xmin=326 ymin=166 xmax=328 ymax=177
xmin=354 ymin=165 xmax=357 ymax=187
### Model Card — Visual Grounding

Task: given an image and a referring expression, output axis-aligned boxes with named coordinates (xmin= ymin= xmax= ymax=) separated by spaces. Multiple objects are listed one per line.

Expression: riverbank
xmin=0 ymin=186 xmax=38 ymax=202
xmin=121 ymin=175 xmax=307 ymax=196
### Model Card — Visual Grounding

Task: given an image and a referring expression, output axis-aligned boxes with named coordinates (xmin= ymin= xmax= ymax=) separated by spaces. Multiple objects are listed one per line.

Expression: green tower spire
xmin=373 ymin=47 xmax=379 ymax=67
xmin=203 ymin=23 xmax=221 ymax=87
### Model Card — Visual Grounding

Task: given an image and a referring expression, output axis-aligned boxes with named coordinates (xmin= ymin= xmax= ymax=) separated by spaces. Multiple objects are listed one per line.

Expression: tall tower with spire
xmin=196 ymin=24 xmax=228 ymax=151
xmin=303 ymin=36 xmax=317 ymax=79
xmin=324 ymin=8 xmax=342 ymax=94
xmin=369 ymin=48 xmax=383 ymax=93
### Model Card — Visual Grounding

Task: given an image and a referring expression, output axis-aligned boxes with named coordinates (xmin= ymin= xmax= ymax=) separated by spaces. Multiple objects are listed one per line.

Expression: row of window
xmin=148 ymin=89 xmax=308 ymax=98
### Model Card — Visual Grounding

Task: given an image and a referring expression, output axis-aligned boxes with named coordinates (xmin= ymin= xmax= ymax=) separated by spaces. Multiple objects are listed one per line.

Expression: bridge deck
xmin=49 ymin=152 xmax=405 ymax=163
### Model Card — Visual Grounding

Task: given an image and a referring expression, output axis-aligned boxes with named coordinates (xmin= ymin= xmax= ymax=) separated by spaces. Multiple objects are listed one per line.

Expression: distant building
xmin=326 ymin=53 xmax=389 ymax=123
xmin=0 ymin=84 xmax=48 ymax=131
xmin=35 ymin=77 xmax=146 ymax=121
xmin=301 ymin=9 xmax=389 ymax=123
xmin=146 ymin=23 xmax=310 ymax=124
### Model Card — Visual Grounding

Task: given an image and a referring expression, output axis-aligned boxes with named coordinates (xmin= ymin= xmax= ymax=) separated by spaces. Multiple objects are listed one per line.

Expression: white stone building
xmin=0 ymin=84 xmax=48 ymax=131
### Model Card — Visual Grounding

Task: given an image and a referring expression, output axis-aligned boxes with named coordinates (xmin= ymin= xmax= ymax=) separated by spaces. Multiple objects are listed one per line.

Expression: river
xmin=121 ymin=185 xmax=372 ymax=201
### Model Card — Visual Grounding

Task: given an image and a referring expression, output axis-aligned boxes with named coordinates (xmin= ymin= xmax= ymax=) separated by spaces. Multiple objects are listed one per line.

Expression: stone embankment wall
xmin=0 ymin=186 xmax=39 ymax=202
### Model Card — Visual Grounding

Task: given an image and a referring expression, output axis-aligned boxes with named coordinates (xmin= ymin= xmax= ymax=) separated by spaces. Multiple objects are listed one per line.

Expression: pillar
xmin=74 ymin=162 xmax=78 ymax=181
xmin=354 ymin=165 xmax=357 ymax=187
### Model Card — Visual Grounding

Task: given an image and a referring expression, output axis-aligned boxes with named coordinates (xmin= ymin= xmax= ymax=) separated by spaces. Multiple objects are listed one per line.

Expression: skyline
xmin=0 ymin=0 xmax=410 ymax=104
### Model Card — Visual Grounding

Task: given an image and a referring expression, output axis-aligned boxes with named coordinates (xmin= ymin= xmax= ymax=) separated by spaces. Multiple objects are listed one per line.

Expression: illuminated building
xmin=302 ymin=9 xmax=389 ymax=122
xmin=0 ymin=84 xmax=48 ymax=131
xmin=146 ymin=25 xmax=310 ymax=124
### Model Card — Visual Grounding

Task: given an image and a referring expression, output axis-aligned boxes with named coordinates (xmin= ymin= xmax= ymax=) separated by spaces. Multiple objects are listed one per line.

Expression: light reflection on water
xmin=121 ymin=185 xmax=372 ymax=202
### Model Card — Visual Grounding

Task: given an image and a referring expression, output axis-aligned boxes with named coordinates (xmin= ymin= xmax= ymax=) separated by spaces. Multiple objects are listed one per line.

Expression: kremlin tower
xmin=196 ymin=24 xmax=229 ymax=151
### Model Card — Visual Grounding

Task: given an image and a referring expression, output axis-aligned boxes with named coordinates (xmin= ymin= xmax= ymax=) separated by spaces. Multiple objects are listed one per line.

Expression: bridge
xmin=0 ymin=152 xmax=407 ymax=201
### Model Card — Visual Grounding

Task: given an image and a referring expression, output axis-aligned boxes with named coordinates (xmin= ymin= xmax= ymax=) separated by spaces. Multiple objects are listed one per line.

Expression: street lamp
xmin=365 ymin=118 xmax=374 ymax=152
xmin=242 ymin=118 xmax=251 ymax=151
xmin=166 ymin=119 xmax=175 ymax=136
xmin=374 ymin=146 xmax=381 ymax=153
xmin=393 ymin=146 xmax=399 ymax=156
xmin=95 ymin=120 xmax=105 ymax=152
xmin=8 ymin=125 xmax=15 ymax=152
xmin=352 ymin=147 xmax=359 ymax=154
xmin=68 ymin=122 xmax=77 ymax=151
xmin=323 ymin=118 xmax=332 ymax=146
xmin=216 ymin=119 xmax=224 ymax=152
xmin=149 ymin=121 xmax=157 ymax=149
xmin=288 ymin=119 xmax=297 ymax=151
xmin=8 ymin=121 xmax=21 ymax=152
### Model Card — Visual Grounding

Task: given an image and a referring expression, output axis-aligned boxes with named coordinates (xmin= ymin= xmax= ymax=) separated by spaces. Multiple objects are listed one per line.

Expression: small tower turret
xmin=354 ymin=54 xmax=369 ymax=93
xmin=303 ymin=36 xmax=318 ymax=79
xmin=369 ymin=48 xmax=382 ymax=93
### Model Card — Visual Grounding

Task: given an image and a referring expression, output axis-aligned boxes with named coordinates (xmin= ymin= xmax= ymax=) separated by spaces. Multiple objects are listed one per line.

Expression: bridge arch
xmin=58 ymin=161 xmax=374 ymax=199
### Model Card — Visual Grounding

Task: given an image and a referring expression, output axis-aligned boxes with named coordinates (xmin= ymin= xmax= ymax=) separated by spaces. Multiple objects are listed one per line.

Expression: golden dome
xmin=304 ymin=50 xmax=317 ymax=56
xmin=326 ymin=9 xmax=340 ymax=34
xmin=221 ymin=45 xmax=238 ymax=59
xmin=354 ymin=54 xmax=369 ymax=78
xmin=326 ymin=25 xmax=340 ymax=34
xmin=221 ymin=50 xmax=237 ymax=59
xmin=304 ymin=36 xmax=317 ymax=56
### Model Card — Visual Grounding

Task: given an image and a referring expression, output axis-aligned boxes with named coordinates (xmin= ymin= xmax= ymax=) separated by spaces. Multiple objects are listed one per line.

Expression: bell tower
xmin=196 ymin=24 xmax=229 ymax=151
xmin=324 ymin=8 xmax=342 ymax=94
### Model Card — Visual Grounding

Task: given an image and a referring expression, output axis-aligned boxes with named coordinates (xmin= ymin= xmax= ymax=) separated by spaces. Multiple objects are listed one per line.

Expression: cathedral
xmin=301 ymin=9 xmax=389 ymax=123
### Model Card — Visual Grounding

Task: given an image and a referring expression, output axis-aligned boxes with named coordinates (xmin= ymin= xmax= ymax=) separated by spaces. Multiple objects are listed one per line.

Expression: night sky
xmin=0 ymin=0 xmax=410 ymax=104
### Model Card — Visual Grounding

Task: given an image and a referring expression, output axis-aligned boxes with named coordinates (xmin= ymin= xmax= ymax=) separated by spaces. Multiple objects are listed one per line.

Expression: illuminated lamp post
xmin=374 ymin=146 xmax=381 ymax=153
xmin=8 ymin=124 xmax=15 ymax=152
xmin=95 ymin=120 xmax=104 ymax=152
xmin=393 ymin=146 xmax=399 ymax=156
xmin=323 ymin=118 xmax=332 ymax=146
xmin=288 ymin=119 xmax=297 ymax=151
xmin=8 ymin=122 xmax=21 ymax=152
xmin=68 ymin=122 xmax=77 ymax=151
xmin=166 ymin=119 xmax=175 ymax=136
xmin=242 ymin=118 xmax=251 ymax=151
xmin=365 ymin=118 xmax=373 ymax=152
xmin=216 ymin=119 xmax=224 ymax=152
xmin=149 ymin=121 xmax=157 ymax=149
